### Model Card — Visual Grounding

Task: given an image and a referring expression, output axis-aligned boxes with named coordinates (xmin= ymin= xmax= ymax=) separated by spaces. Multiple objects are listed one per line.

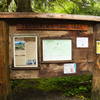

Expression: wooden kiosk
xmin=0 ymin=13 xmax=100 ymax=100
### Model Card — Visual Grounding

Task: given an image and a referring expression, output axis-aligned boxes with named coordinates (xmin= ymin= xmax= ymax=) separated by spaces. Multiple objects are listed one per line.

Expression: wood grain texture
xmin=0 ymin=21 xmax=10 ymax=100
xmin=16 ymin=23 xmax=89 ymax=31
xmin=0 ymin=12 xmax=99 ymax=22
xmin=92 ymin=24 xmax=100 ymax=100
xmin=8 ymin=19 xmax=94 ymax=79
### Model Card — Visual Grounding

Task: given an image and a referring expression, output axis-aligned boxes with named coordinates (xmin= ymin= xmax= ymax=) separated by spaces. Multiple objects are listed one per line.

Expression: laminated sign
xmin=76 ymin=37 xmax=88 ymax=48
xmin=96 ymin=41 xmax=100 ymax=54
xmin=13 ymin=35 xmax=38 ymax=68
xmin=64 ymin=63 xmax=76 ymax=74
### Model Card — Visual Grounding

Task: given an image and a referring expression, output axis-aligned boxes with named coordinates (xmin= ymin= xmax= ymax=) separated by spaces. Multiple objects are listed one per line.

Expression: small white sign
xmin=76 ymin=37 xmax=88 ymax=48
xmin=64 ymin=63 xmax=76 ymax=74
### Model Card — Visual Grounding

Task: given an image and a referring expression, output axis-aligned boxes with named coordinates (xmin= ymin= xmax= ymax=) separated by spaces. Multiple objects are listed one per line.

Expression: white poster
xmin=64 ymin=63 xmax=76 ymax=74
xmin=76 ymin=37 xmax=88 ymax=48
xmin=13 ymin=36 xmax=38 ymax=68
xmin=42 ymin=39 xmax=72 ymax=61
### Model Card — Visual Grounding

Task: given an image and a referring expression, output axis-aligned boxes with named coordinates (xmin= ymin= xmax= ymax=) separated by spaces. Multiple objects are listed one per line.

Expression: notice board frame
xmin=41 ymin=37 xmax=73 ymax=63
xmin=12 ymin=34 xmax=39 ymax=70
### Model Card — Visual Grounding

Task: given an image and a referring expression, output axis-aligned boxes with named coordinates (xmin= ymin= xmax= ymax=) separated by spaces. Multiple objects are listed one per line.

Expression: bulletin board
xmin=13 ymin=35 xmax=38 ymax=68
xmin=41 ymin=38 xmax=72 ymax=63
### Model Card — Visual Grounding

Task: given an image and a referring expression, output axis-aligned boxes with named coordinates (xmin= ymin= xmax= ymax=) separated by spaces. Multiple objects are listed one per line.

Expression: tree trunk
xmin=15 ymin=0 xmax=32 ymax=12
xmin=7 ymin=0 xmax=12 ymax=10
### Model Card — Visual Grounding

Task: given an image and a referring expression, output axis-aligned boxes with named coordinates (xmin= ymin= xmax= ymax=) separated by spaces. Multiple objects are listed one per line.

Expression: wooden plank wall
xmin=92 ymin=24 xmax=100 ymax=100
xmin=0 ymin=21 xmax=10 ymax=100
xmin=8 ymin=19 xmax=95 ymax=79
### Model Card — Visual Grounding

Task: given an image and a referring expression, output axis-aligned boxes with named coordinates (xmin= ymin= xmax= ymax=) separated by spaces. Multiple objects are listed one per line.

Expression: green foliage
xmin=11 ymin=75 xmax=92 ymax=98
xmin=47 ymin=0 xmax=100 ymax=15
xmin=8 ymin=0 xmax=16 ymax=12
xmin=32 ymin=0 xmax=50 ymax=12
xmin=0 ymin=0 xmax=7 ymax=12
xmin=0 ymin=0 xmax=100 ymax=16
xmin=48 ymin=0 xmax=79 ymax=14
xmin=0 ymin=0 xmax=94 ymax=15
xmin=31 ymin=0 xmax=100 ymax=16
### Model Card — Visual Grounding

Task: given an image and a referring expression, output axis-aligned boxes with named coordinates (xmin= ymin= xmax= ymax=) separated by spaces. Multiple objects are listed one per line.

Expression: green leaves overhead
xmin=48 ymin=0 xmax=79 ymax=14
xmin=1 ymin=0 xmax=100 ymax=16
xmin=49 ymin=0 xmax=98 ymax=15
xmin=0 ymin=0 xmax=7 ymax=12
xmin=31 ymin=0 xmax=100 ymax=15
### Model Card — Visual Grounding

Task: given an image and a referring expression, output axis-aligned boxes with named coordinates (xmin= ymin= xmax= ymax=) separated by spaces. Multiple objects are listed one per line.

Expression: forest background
xmin=0 ymin=0 xmax=100 ymax=16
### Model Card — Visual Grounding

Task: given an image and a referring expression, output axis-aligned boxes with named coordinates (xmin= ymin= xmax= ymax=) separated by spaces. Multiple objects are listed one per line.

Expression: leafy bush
xmin=11 ymin=74 xmax=92 ymax=98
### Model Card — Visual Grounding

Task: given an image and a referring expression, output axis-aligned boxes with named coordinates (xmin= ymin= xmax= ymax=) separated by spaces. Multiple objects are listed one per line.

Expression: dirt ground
xmin=12 ymin=90 xmax=87 ymax=100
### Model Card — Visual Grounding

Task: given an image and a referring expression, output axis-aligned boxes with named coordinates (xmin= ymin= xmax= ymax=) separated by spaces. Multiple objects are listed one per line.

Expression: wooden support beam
xmin=0 ymin=21 xmax=10 ymax=100
xmin=0 ymin=13 xmax=99 ymax=22
xmin=92 ymin=24 xmax=100 ymax=100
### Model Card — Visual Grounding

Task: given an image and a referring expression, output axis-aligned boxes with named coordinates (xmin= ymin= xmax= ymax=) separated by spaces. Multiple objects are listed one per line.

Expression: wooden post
xmin=92 ymin=24 xmax=100 ymax=100
xmin=0 ymin=21 xmax=10 ymax=100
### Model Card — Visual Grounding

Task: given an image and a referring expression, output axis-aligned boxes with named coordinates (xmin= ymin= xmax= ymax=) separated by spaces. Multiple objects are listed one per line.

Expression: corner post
xmin=0 ymin=21 xmax=10 ymax=100
xmin=92 ymin=24 xmax=100 ymax=100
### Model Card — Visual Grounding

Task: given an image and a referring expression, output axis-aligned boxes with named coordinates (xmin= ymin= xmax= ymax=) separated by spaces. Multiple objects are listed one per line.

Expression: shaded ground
xmin=12 ymin=90 xmax=82 ymax=100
